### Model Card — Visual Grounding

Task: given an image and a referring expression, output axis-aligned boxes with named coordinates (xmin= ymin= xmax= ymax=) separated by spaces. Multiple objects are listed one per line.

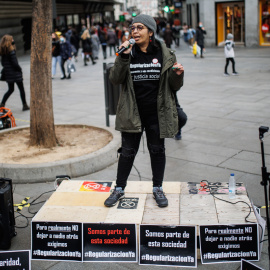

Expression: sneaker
xmin=224 ymin=73 xmax=230 ymax=76
xmin=232 ymin=72 xmax=239 ymax=76
xmin=104 ymin=187 xmax=125 ymax=207
xmin=153 ymin=186 xmax=168 ymax=207
xmin=61 ymin=75 xmax=66 ymax=80
xmin=174 ymin=130 xmax=182 ymax=140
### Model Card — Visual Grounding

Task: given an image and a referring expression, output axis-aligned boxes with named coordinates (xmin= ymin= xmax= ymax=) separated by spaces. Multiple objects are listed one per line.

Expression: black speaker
xmin=0 ymin=178 xmax=16 ymax=250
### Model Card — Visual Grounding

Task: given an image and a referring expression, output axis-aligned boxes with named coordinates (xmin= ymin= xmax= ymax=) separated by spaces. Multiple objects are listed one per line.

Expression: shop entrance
xmin=260 ymin=0 xmax=270 ymax=46
xmin=216 ymin=1 xmax=245 ymax=46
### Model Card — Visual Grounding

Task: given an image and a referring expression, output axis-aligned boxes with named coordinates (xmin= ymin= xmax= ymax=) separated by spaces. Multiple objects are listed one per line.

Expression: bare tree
xmin=29 ymin=0 xmax=57 ymax=147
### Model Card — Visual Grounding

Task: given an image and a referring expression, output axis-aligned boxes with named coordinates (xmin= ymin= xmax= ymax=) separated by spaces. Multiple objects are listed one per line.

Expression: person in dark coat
xmin=81 ymin=29 xmax=96 ymax=66
xmin=0 ymin=35 xmax=29 ymax=111
xmin=59 ymin=34 xmax=72 ymax=79
xmin=104 ymin=14 xmax=184 ymax=208
xmin=98 ymin=25 xmax=108 ymax=59
xmin=163 ymin=23 xmax=173 ymax=48
xmin=195 ymin=22 xmax=207 ymax=58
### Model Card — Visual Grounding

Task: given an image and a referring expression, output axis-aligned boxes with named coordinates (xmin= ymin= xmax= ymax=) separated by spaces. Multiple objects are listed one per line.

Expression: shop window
xmin=260 ymin=0 xmax=270 ymax=45
xmin=67 ymin=15 xmax=73 ymax=26
xmin=73 ymin=14 xmax=79 ymax=25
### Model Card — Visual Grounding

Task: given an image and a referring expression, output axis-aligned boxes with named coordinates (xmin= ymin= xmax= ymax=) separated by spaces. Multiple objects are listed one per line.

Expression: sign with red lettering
xmin=83 ymin=223 xmax=137 ymax=262
xmin=79 ymin=181 xmax=112 ymax=192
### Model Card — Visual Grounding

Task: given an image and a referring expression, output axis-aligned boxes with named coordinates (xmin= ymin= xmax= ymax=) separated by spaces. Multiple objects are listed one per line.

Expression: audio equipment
xmin=0 ymin=178 xmax=16 ymax=250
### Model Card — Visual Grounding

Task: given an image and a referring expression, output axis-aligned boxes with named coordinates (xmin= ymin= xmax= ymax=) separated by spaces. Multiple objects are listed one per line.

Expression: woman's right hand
xmin=119 ymin=40 xmax=133 ymax=54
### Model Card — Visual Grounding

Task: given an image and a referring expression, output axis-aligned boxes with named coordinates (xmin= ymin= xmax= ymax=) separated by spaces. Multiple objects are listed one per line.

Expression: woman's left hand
xmin=172 ymin=62 xmax=184 ymax=75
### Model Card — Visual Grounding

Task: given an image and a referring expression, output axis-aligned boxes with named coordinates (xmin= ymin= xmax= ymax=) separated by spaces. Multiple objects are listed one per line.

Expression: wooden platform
xmin=33 ymin=180 xmax=257 ymax=225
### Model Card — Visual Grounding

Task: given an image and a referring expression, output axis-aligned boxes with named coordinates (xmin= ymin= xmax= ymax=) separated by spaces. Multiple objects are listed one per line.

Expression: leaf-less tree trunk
xmin=30 ymin=0 xmax=57 ymax=147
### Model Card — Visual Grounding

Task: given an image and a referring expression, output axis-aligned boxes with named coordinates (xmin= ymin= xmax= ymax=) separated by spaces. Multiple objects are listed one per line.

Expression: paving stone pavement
xmin=1 ymin=39 xmax=270 ymax=269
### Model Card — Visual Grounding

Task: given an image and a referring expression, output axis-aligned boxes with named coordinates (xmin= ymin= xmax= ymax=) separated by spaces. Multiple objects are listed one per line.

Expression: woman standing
xmin=104 ymin=14 xmax=184 ymax=208
xmin=0 ymin=35 xmax=29 ymax=111
xmin=81 ymin=29 xmax=96 ymax=66
xmin=51 ymin=32 xmax=63 ymax=79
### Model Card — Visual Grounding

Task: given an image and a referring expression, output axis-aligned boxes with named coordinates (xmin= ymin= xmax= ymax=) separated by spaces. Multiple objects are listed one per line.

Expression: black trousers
xmin=1 ymin=81 xmax=27 ymax=105
xmin=198 ymin=44 xmax=204 ymax=56
xmin=101 ymin=45 xmax=107 ymax=59
xmin=61 ymin=58 xmax=67 ymax=77
xmin=225 ymin=57 xmax=236 ymax=73
xmin=116 ymin=107 xmax=165 ymax=189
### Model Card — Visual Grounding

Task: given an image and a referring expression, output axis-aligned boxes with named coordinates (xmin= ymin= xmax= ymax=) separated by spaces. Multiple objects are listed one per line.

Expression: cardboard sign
xmin=200 ymin=224 xmax=259 ymax=264
xmin=241 ymin=259 xmax=264 ymax=270
xmin=83 ymin=223 xmax=137 ymax=262
xmin=31 ymin=221 xmax=82 ymax=262
xmin=139 ymin=225 xmax=197 ymax=267
xmin=117 ymin=198 xmax=139 ymax=209
xmin=0 ymin=250 xmax=30 ymax=270
xmin=79 ymin=181 xmax=112 ymax=192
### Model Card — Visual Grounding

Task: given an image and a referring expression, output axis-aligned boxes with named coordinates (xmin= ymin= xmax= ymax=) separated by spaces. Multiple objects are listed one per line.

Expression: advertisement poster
xmin=200 ymin=224 xmax=259 ymax=264
xmin=139 ymin=225 xmax=197 ymax=267
xmin=83 ymin=223 xmax=137 ymax=262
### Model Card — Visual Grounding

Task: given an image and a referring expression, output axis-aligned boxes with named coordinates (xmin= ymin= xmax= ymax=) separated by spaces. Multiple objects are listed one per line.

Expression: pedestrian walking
xmin=90 ymin=27 xmax=100 ymax=60
xmin=59 ymin=34 xmax=72 ymax=79
xmin=183 ymin=22 xmax=189 ymax=43
xmin=107 ymin=25 xmax=118 ymax=56
xmin=52 ymin=32 xmax=63 ymax=79
xmin=81 ymin=29 xmax=96 ymax=66
xmin=104 ymin=14 xmax=184 ymax=208
xmin=70 ymin=29 xmax=80 ymax=61
xmin=98 ymin=24 xmax=108 ymax=59
xmin=121 ymin=29 xmax=131 ymax=43
xmin=188 ymin=25 xmax=196 ymax=45
xmin=195 ymin=22 xmax=206 ymax=58
xmin=0 ymin=35 xmax=29 ymax=111
xmin=163 ymin=23 xmax=173 ymax=48
xmin=224 ymin=33 xmax=238 ymax=76
xmin=172 ymin=24 xmax=181 ymax=47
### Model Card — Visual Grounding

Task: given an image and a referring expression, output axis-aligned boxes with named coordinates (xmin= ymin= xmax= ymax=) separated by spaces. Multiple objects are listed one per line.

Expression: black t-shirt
xmin=130 ymin=44 xmax=163 ymax=112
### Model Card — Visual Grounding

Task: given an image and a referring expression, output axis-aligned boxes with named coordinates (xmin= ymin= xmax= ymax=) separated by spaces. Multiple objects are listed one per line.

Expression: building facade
xmin=0 ymin=0 xmax=117 ymax=54
xmin=186 ymin=0 xmax=270 ymax=47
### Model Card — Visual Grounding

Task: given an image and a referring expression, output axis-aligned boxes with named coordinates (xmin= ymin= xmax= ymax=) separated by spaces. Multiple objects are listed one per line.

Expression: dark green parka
xmin=109 ymin=40 xmax=184 ymax=138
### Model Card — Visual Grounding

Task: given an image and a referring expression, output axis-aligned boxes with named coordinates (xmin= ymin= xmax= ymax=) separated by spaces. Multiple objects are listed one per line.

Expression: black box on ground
xmin=0 ymin=178 xmax=16 ymax=250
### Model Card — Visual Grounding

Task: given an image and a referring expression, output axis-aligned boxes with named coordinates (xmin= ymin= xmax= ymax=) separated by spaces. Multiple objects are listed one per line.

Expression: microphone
xmin=115 ymin=39 xmax=135 ymax=56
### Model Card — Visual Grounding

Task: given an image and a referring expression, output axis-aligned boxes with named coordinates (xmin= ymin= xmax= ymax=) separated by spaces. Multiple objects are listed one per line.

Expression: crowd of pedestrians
xmin=0 ymin=17 xmax=237 ymax=119
xmin=50 ymin=19 xmax=206 ymax=81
